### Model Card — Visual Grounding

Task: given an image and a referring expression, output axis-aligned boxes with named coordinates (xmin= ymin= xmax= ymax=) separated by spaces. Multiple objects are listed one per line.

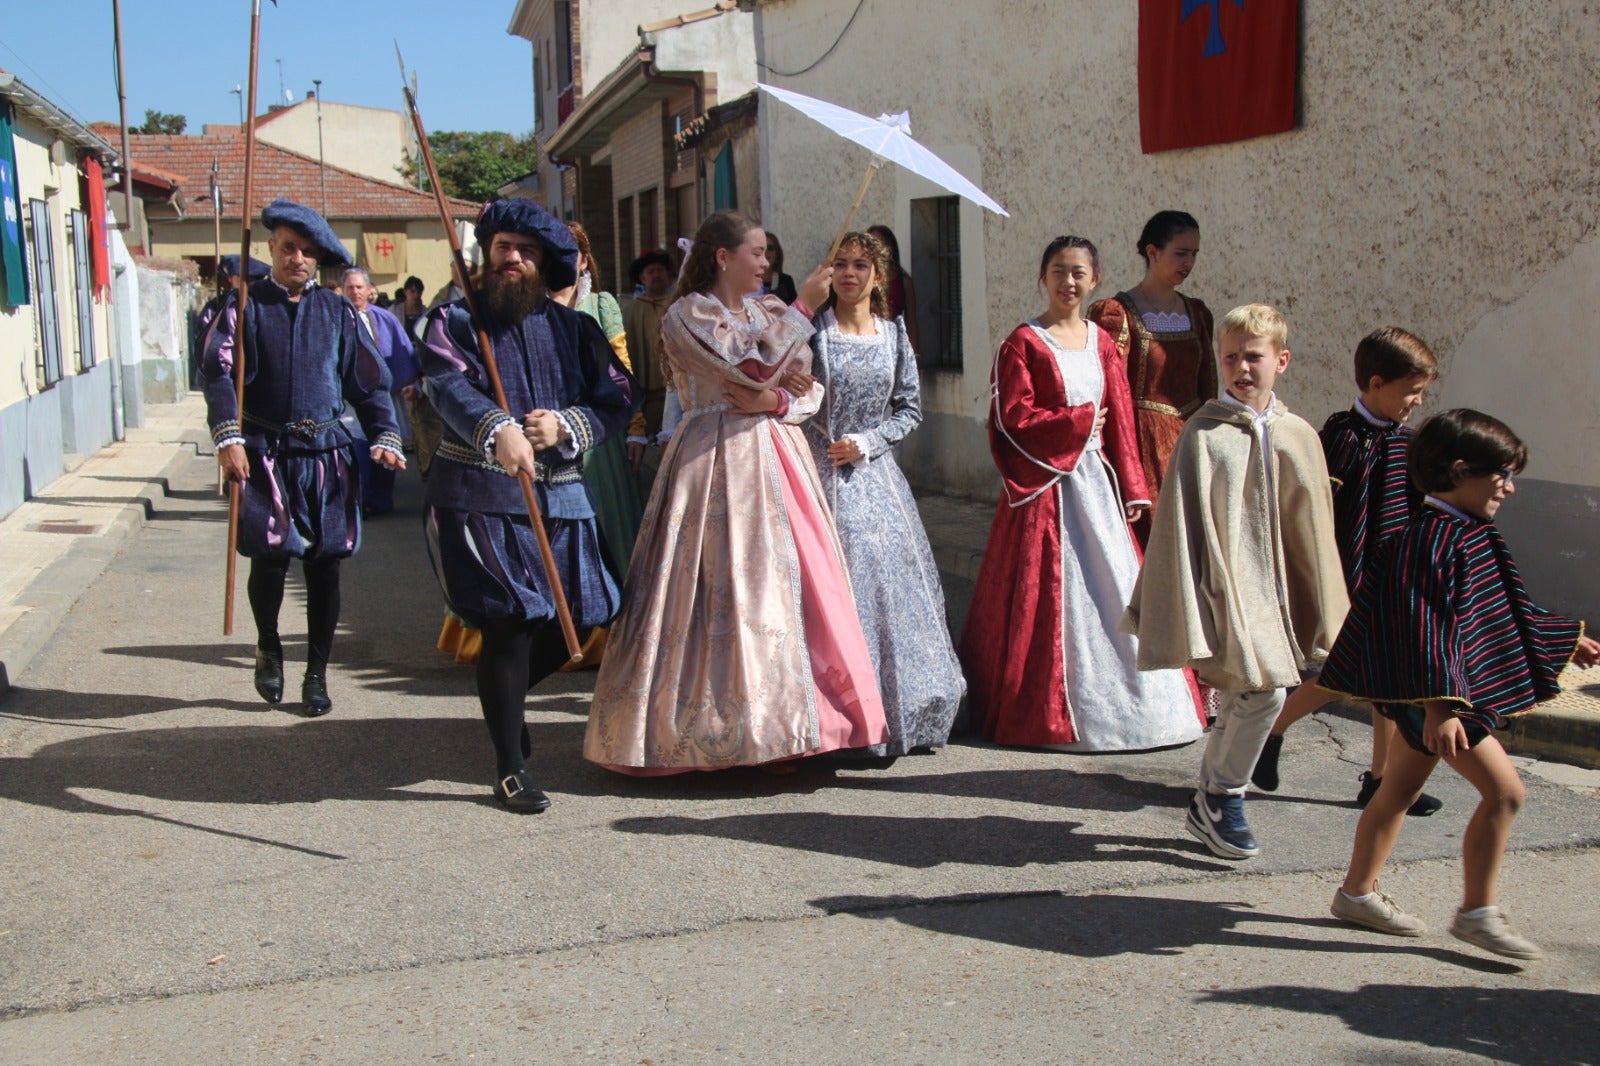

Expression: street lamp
xmin=230 ymin=84 xmax=243 ymax=125
xmin=312 ymin=78 xmax=327 ymax=214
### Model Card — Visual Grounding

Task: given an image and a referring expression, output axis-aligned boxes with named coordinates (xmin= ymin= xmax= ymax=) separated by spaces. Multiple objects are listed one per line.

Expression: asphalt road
xmin=3 ymin=449 xmax=1598 ymax=1063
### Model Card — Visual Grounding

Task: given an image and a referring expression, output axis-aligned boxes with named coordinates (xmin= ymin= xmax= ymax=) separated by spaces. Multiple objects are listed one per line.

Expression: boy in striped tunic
xmin=1321 ymin=410 xmax=1597 ymax=959
xmin=1252 ymin=328 xmax=1443 ymax=814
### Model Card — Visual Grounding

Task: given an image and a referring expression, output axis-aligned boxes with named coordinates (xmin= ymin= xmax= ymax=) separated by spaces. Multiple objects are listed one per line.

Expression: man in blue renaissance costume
xmin=204 ymin=199 xmax=404 ymax=716
xmin=419 ymin=199 xmax=638 ymax=813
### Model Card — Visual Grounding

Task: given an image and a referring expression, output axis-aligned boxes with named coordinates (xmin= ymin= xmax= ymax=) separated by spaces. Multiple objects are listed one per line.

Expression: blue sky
xmin=0 ymin=1 xmax=535 ymax=136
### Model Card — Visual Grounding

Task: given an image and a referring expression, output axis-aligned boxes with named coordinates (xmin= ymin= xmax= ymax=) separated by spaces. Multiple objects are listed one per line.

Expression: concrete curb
xmin=0 ymin=435 xmax=209 ymax=698
xmin=1504 ymin=707 xmax=1600 ymax=772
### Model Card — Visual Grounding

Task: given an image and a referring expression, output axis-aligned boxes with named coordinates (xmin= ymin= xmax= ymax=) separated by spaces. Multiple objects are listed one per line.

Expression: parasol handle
xmin=824 ymin=161 xmax=881 ymax=266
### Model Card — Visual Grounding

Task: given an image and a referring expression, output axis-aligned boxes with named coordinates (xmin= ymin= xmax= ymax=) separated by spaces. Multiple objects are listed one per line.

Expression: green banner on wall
xmin=0 ymin=99 xmax=28 ymax=307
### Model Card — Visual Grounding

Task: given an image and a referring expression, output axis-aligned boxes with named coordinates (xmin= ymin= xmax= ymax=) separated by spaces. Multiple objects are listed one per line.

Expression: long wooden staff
xmin=395 ymin=45 xmax=582 ymax=661
xmin=223 ymin=0 xmax=265 ymax=636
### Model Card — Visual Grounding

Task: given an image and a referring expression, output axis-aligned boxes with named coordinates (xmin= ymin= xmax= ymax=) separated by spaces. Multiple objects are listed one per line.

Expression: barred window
xmin=911 ymin=195 xmax=962 ymax=371
xmin=27 ymin=198 xmax=63 ymax=388
xmin=69 ymin=209 xmax=97 ymax=371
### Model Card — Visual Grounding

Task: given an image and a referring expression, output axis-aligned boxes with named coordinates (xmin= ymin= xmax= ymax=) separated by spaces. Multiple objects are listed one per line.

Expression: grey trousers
xmin=1199 ymin=688 xmax=1287 ymax=797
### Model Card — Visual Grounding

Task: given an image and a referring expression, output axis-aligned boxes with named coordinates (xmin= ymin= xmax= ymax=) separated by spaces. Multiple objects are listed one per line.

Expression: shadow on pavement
xmin=1199 ymin=984 xmax=1591 ymax=1064
xmin=612 ymin=811 xmax=1230 ymax=872
xmin=0 ymin=714 xmax=844 ymax=815
xmin=0 ymin=686 xmax=266 ymax=721
xmin=808 ymin=891 xmax=1518 ymax=971
xmin=0 ymin=716 xmax=488 ymax=816
xmin=826 ymin=766 xmax=1194 ymax=813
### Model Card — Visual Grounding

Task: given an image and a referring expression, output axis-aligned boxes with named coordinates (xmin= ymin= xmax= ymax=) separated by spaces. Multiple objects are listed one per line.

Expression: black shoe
xmin=494 ymin=770 xmax=551 ymax=814
xmin=1252 ymin=734 xmax=1284 ymax=792
xmin=1406 ymin=792 xmax=1443 ymax=817
xmin=253 ymin=648 xmax=284 ymax=704
xmin=1356 ymin=771 xmax=1444 ymax=817
xmin=300 ymin=671 xmax=333 ymax=717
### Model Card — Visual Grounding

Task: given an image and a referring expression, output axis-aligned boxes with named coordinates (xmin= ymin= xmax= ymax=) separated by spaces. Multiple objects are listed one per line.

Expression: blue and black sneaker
xmin=1186 ymin=789 xmax=1259 ymax=859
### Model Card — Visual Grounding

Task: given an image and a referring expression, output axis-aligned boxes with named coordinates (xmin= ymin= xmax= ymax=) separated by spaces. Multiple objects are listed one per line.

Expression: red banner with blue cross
xmin=1138 ymin=0 xmax=1299 ymax=153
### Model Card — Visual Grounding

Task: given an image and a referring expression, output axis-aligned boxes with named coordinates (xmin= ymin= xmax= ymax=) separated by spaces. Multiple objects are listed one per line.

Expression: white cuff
xmin=626 ymin=434 xmax=650 ymax=447
xmin=554 ymin=411 xmax=582 ymax=458
xmin=1125 ymin=499 xmax=1152 ymax=508
xmin=482 ymin=416 xmax=517 ymax=463
xmin=215 ymin=435 xmax=245 ymax=450
xmin=371 ymin=443 xmax=404 ymax=461
xmin=844 ymin=433 xmax=871 ymax=469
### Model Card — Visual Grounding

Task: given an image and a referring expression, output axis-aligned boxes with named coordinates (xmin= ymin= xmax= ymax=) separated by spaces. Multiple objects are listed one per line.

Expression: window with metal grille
xmin=27 ymin=198 xmax=63 ymax=388
xmin=910 ymin=195 xmax=962 ymax=371
xmin=69 ymin=209 xmax=97 ymax=371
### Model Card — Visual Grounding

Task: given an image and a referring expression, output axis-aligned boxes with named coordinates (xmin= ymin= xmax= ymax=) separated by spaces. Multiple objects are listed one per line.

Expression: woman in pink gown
xmin=585 ymin=211 xmax=887 ymax=773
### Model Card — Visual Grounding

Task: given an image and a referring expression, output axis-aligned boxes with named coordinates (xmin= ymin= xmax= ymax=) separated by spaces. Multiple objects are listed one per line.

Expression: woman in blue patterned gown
xmin=805 ymin=231 xmax=965 ymax=762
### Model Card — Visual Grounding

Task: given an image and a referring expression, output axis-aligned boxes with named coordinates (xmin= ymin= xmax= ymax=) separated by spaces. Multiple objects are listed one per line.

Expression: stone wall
xmin=137 ymin=263 xmax=195 ymax=404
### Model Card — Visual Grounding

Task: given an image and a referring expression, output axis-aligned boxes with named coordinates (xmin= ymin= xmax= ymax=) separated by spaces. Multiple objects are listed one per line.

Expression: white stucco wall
xmin=650 ymin=8 xmax=757 ymax=99
xmin=580 ymin=0 xmax=704 ymax=96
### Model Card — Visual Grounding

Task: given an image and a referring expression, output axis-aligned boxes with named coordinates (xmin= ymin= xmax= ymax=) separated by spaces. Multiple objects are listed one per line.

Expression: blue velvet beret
xmin=260 ymin=199 xmax=351 ymax=267
xmin=218 ymin=254 xmax=271 ymax=280
xmin=473 ymin=198 xmax=579 ymax=290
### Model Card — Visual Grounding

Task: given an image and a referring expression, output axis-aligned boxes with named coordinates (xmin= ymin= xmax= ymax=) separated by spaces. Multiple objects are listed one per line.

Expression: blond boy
xmin=1125 ymin=304 xmax=1349 ymax=859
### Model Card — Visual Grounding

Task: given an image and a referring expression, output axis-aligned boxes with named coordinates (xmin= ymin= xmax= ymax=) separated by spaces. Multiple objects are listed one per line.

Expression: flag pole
xmin=394 ymin=43 xmax=583 ymax=662
xmin=210 ymin=156 xmax=222 ymax=278
xmin=223 ymin=0 xmax=265 ymax=636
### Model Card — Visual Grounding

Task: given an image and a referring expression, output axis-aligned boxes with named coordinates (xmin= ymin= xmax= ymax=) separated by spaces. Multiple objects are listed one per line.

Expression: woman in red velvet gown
xmin=1088 ymin=211 xmax=1216 ymax=547
xmin=959 ymin=237 xmax=1203 ymax=751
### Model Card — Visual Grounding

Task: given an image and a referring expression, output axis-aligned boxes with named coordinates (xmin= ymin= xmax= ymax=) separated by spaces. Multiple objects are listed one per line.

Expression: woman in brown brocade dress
xmin=1088 ymin=211 xmax=1216 ymax=547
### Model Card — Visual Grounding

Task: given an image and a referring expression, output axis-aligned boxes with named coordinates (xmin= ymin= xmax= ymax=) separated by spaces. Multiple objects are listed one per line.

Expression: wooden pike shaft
xmin=224 ymin=0 xmax=265 ymax=636
xmin=825 ymin=162 xmax=881 ymax=266
xmin=395 ymin=44 xmax=583 ymax=661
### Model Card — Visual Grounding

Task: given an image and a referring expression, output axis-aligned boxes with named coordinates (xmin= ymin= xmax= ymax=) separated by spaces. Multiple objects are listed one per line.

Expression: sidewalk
xmin=914 ymin=491 xmax=1600 ymax=772
xmin=0 ymin=395 xmax=210 ymax=695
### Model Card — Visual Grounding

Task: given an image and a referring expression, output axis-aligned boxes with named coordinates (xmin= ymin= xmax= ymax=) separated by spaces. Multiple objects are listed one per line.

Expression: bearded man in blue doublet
xmin=203 ymin=199 xmax=404 ymax=716
xmin=419 ymin=198 xmax=638 ymax=813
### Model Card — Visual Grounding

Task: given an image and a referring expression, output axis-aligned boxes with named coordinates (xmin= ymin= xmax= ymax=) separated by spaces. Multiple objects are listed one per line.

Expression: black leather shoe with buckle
xmin=253 ymin=648 xmax=284 ymax=704
xmin=300 ymin=672 xmax=332 ymax=717
xmin=495 ymin=770 xmax=551 ymax=814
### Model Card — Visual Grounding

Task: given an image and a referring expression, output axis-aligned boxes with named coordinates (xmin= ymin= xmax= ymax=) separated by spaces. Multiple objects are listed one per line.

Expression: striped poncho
xmin=1319 ymin=499 xmax=1584 ymax=732
xmin=1321 ymin=407 xmax=1420 ymax=592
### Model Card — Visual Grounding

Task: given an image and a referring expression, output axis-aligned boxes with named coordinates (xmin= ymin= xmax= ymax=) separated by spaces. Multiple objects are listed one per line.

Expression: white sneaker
xmin=1450 ymin=907 xmax=1542 ymax=960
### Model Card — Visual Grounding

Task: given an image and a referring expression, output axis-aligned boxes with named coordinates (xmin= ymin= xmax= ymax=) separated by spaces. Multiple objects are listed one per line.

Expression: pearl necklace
xmin=715 ymin=297 xmax=766 ymax=360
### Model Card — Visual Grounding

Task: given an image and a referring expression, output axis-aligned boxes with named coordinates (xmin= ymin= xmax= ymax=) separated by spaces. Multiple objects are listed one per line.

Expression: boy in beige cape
xmin=1125 ymin=304 xmax=1348 ymax=860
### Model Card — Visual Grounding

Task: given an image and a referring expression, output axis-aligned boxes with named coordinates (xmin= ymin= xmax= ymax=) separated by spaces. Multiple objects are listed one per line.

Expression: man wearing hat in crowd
xmin=204 ymin=198 xmax=404 ymax=716
xmin=619 ymin=248 xmax=673 ymax=476
xmin=193 ymin=254 xmax=271 ymax=387
xmin=418 ymin=198 xmax=638 ymax=813
xmin=340 ymin=266 xmax=421 ymax=516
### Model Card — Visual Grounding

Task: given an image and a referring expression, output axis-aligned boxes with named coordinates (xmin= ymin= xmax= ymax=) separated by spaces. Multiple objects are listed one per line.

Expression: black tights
xmin=247 ymin=556 xmax=342 ymax=672
xmin=475 ymin=617 xmax=580 ymax=777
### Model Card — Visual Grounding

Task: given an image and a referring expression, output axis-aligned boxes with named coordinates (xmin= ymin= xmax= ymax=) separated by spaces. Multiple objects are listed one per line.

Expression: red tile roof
xmin=120 ymin=130 xmax=480 ymax=222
